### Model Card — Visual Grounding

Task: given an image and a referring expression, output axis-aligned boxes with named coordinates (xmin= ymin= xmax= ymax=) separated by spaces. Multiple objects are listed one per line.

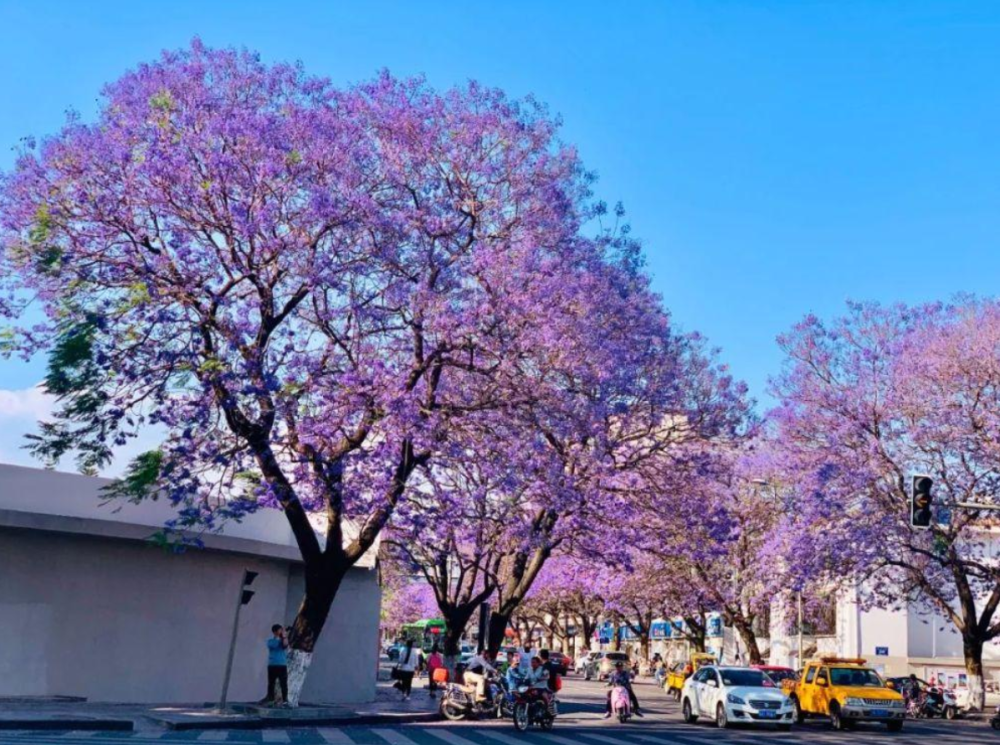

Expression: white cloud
xmin=0 ymin=385 xmax=54 ymax=421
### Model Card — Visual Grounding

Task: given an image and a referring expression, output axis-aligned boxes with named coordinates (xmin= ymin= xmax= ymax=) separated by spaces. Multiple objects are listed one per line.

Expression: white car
xmin=681 ymin=665 xmax=794 ymax=729
xmin=575 ymin=650 xmax=602 ymax=673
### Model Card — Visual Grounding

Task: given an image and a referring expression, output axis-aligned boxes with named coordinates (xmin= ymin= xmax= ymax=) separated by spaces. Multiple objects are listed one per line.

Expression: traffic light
xmin=911 ymin=475 xmax=934 ymax=529
xmin=240 ymin=569 xmax=258 ymax=605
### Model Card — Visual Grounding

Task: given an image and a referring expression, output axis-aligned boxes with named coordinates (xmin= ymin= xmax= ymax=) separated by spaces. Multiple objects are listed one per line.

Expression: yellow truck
xmin=788 ymin=657 xmax=905 ymax=732
xmin=665 ymin=653 xmax=717 ymax=701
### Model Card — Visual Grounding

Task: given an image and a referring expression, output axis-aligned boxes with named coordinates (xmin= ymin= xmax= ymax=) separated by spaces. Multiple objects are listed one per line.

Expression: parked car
xmin=599 ymin=651 xmax=631 ymax=679
xmin=682 ymin=665 xmax=794 ymax=730
xmin=542 ymin=650 xmax=571 ymax=675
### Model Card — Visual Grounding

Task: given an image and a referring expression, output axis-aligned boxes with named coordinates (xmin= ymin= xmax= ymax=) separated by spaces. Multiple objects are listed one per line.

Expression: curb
xmin=0 ymin=720 xmax=133 ymax=732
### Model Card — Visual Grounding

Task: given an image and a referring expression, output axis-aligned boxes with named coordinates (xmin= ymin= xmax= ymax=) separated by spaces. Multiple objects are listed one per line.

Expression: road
xmin=0 ymin=676 xmax=994 ymax=744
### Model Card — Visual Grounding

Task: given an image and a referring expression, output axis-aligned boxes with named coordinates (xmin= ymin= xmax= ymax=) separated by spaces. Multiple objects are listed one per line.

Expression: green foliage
xmin=24 ymin=315 xmax=113 ymax=472
xmin=102 ymin=450 xmax=163 ymax=503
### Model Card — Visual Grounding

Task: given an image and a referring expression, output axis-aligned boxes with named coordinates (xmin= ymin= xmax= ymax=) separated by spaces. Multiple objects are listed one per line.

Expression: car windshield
xmin=830 ymin=667 xmax=884 ymax=687
xmin=766 ymin=670 xmax=796 ymax=683
xmin=720 ymin=670 xmax=772 ymax=688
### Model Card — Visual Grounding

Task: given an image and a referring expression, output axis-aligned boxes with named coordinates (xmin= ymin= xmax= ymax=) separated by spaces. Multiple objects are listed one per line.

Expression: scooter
xmin=610 ymin=685 xmax=632 ymax=723
xmin=440 ymin=672 xmax=508 ymax=721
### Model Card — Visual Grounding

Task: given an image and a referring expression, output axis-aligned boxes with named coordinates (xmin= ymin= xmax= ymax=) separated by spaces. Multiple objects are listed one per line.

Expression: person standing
xmin=426 ymin=644 xmax=444 ymax=698
xmin=396 ymin=640 xmax=418 ymax=700
xmin=517 ymin=642 xmax=536 ymax=676
xmin=264 ymin=624 xmax=288 ymax=705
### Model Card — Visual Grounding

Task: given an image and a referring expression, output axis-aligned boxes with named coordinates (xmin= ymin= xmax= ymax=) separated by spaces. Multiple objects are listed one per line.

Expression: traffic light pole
xmin=217 ymin=569 xmax=257 ymax=712
xmin=955 ymin=502 xmax=1000 ymax=511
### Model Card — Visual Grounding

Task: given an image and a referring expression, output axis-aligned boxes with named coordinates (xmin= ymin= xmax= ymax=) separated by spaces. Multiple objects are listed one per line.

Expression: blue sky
xmin=2 ymin=1 xmax=1000 ymax=469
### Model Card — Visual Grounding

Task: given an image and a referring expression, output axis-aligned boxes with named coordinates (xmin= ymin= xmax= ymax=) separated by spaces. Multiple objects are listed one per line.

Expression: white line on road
xmin=260 ymin=730 xmax=291 ymax=743
xmin=372 ymin=729 xmax=421 ymax=745
xmin=196 ymin=731 xmax=230 ymax=741
xmin=474 ymin=729 xmax=532 ymax=745
xmin=422 ymin=729 xmax=482 ymax=745
xmin=522 ymin=732 xmax=580 ymax=745
xmin=316 ymin=730 xmax=356 ymax=744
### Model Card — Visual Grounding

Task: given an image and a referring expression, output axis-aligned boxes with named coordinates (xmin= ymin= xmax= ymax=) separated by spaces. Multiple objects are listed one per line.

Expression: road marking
xmin=196 ymin=732 xmax=230 ymax=742
xmin=317 ymin=730 xmax=356 ymax=744
xmin=421 ymin=730 xmax=482 ymax=745
xmin=261 ymin=731 xmax=291 ymax=743
xmin=575 ymin=733 xmax=634 ymax=745
xmin=372 ymin=729 xmax=420 ymax=745
xmin=523 ymin=733 xmax=579 ymax=745
xmin=473 ymin=730 xmax=530 ymax=745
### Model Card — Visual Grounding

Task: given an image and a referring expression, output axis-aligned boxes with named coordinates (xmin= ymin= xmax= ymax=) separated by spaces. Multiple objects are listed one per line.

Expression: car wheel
xmin=887 ymin=720 xmax=903 ymax=732
xmin=829 ymin=702 xmax=845 ymax=731
xmin=682 ymin=698 xmax=698 ymax=723
xmin=791 ymin=696 xmax=804 ymax=724
xmin=716 ymin=703 xmax=729 ymax=729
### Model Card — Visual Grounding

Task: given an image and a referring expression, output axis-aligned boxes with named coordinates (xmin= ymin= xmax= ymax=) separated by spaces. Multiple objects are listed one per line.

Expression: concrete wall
xmin=288 ymin=566 xmax=381 ymax=705
xmin=0 ymin=525 xmax=380 ymax=703
xmin=0 ymin=462 xmax=381 ymax=704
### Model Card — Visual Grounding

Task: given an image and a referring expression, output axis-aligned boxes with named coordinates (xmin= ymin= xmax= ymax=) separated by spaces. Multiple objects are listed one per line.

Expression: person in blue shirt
xmin=264 ymin=624 xmax=288 ymax=705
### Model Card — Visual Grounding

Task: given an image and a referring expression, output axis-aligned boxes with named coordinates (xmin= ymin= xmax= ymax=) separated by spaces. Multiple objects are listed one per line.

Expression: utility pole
xmin=217 ymin=569 xmax=258 ymax=712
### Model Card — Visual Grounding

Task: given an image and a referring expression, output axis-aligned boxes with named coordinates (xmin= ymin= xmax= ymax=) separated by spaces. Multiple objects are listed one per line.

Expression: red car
xmin=542 ymin=650 xmax=571 ymax=676
xmin=752 ymin=664 xmax=798 ymax=688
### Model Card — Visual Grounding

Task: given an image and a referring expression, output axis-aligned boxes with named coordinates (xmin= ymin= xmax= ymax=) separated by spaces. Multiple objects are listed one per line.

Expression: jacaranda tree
xmin=0 ymin=41 xmax=659 ymax=702
xmin=771 ymin=300 xmax=1000 ymax=710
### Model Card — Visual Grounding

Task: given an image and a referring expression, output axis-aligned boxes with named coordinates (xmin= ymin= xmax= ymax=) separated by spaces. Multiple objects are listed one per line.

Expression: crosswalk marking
xmin=372 ymin=729 xmax=420 ymax=745
xmin=523 ymin=733 xmax=579 ymax=745
xmin=422 ymin=730 xmax=481 ymax=745
xmin=261 ymin=730 xmax=291 ymax=743
xmin=196 ymin=732 xmax=229 ymax=741
xmin=575 ymin=733 xmax=633 ymax=745
xmin=317 ymin=730 xmax=355 ymax=744
xmin=471 ymin=730 xmax=525 ymax=745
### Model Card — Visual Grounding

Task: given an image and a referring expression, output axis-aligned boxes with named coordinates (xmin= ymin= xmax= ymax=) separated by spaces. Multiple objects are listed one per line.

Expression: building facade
xmin=0 ymin=463 xmax=380 ymax=704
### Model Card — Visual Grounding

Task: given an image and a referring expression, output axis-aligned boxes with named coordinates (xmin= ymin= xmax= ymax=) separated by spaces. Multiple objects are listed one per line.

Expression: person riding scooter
xmin=463 ymin=650 xmax=498 ymax=702
xmin=603 ymin=660 xmax=643 ymax=718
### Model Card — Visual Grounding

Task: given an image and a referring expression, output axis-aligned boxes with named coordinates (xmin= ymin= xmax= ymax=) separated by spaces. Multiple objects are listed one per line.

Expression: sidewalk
xmin=0 ymin=681 xmax=441 ymax=732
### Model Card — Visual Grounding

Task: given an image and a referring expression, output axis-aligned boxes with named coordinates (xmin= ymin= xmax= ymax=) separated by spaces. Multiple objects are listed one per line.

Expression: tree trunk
xmin=732 ymin=618 xmax=762 ymax=665
xmin=487 ymin=611 xmax=511 ymax=656
xmin=640 ymin=632 xmax=650 ymax=662
xmin=580 ymin=615 xmax=598 ymax=651
xmin=963 ymin=633 xmax=986 ymax=712
xmin=285 ymin=564 xmax=347 ymax=706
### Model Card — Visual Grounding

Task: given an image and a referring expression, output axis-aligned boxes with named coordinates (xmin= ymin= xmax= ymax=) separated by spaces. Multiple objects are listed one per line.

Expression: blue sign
xmin=651 ymin=620 xmax=669 ymax=640
xmin=707 ymin=614 xmax=723 ymax=639
xmin=875 ymin=646 xmax=889 ymax=656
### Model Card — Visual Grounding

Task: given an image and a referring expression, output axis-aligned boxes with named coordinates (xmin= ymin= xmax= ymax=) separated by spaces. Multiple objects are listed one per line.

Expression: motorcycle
xmin=907 ymin=687 xmax=958 ymax=720
xmin=510 ymin=685 xmax=556 ymax=732
xmin=440 ymin=672 xmax=510 ymax=721
xmin=610 ymin=684 xmax=632 ymax=723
